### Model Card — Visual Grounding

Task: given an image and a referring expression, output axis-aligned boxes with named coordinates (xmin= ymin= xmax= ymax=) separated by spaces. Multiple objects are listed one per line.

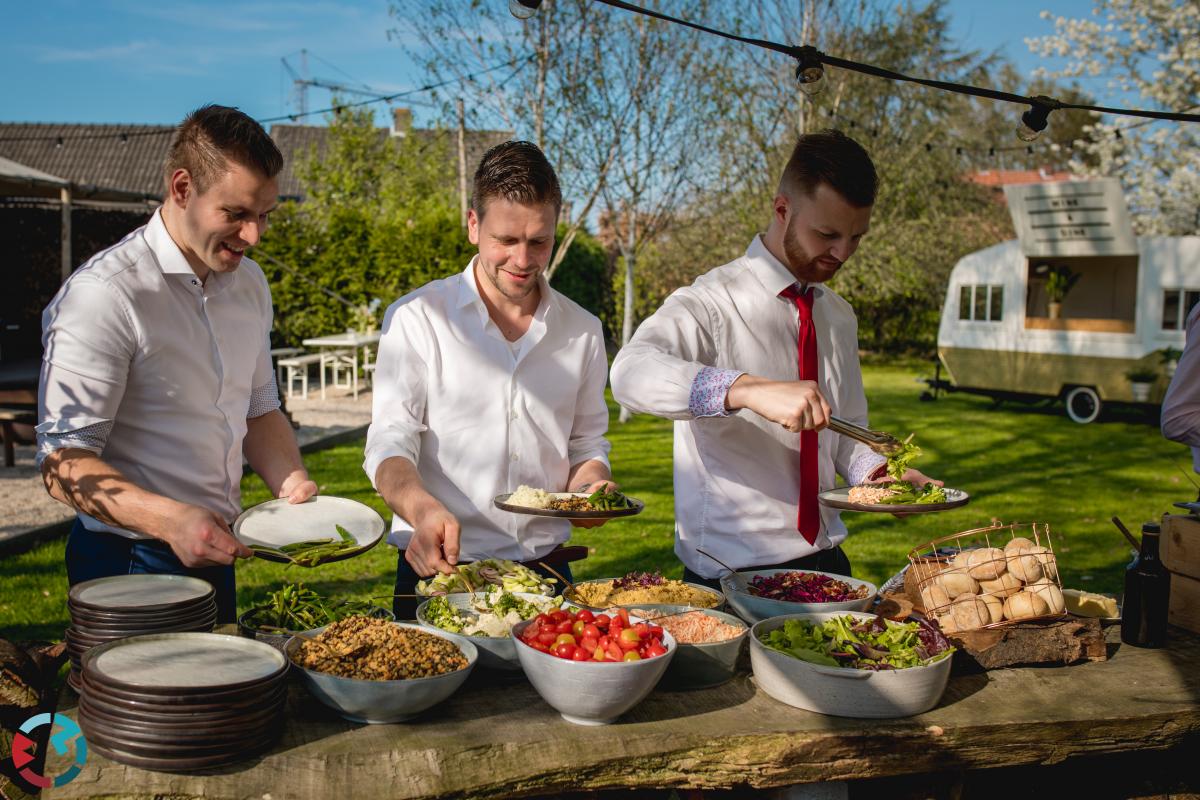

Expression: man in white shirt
xmin=610 ymin=130 xmax=937 ymax=587
xmin=1162 ymin=302 xmax=1200 ymax=486
xmin=38 ymin=105 xmax=317 ymax=621
xmin=365 ymin=141 xmax=615 ymax=618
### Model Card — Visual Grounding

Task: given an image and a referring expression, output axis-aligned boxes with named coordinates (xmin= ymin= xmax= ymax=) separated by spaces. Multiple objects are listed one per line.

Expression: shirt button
xmin=510 ymin=454 xmax=519 ymax=462
xmin=510 ymin=411 xmax=518 ymax=420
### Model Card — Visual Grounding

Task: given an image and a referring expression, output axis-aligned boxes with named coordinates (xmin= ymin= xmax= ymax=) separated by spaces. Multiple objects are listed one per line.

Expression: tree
xmin=1026 ymin=0 xmax=1200 ymax=234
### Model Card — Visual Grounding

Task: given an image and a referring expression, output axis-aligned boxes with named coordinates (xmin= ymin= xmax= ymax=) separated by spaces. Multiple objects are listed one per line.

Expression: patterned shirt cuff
xmin=248 ymin=374 xmax=282 ymax=418
xmin=688 ymin=367 xmax=744 ymax=418
xmin=36 ymin=420 xmax=113 ymax=468
xmin=848 ymin=451 xmax=888 ymax=486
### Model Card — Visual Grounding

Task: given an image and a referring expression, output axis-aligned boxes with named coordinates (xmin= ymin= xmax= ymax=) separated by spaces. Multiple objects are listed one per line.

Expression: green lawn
xmin=1 ymin=363 xmax=1188 ymax=642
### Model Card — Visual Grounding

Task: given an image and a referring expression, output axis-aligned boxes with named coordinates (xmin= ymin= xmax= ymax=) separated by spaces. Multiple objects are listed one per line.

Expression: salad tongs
xmin=827 ymin=416 xmax=905 ymax=458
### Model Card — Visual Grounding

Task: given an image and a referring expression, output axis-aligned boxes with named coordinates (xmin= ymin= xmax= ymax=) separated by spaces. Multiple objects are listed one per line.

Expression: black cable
xmin=0 ymin=55 xmax=533 ymax=144
xmin=591 ymin=0 xmax=1200 ymax=124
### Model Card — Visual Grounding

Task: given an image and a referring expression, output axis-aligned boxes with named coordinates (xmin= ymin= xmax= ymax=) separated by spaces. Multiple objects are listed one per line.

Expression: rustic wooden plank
xmin=38 ymin=626 xmax=1200 ymax=799
xmin=1163 ymin=514 xmax=1200 ymax=581
xmin=948 ymin=617 xmax=1107 ymax=670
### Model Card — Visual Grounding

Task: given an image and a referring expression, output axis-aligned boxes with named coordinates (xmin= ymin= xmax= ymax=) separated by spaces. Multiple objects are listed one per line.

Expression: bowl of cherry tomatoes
xmin=513 ymin=607 xmax=676 ymax=725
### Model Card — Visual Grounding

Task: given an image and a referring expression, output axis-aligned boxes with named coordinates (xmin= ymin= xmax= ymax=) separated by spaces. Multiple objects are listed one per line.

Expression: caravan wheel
xmin=1064 ymin=386 xmax=1102 ymax=424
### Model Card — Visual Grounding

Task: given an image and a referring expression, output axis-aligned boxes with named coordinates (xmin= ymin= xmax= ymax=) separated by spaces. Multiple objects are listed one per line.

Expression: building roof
xmin=0 ymin=123 xmax=174 ymax=200
xmin=270 ymin=122 xmax=513 ymax=200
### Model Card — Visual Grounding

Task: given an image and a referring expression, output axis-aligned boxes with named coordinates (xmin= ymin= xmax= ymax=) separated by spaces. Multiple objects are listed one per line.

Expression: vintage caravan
xmin=934 ymin=178 xmax=1200 ymax=423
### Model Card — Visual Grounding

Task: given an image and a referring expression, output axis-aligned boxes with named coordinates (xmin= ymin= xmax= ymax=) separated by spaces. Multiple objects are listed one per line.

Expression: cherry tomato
xmin=576 ymin=609 xmax=595 ymax=623
xmin=554 ymin=633 xmax=577 ymax=648
xmin=549 ymin=609 xmax=569 ymax=624
xmin=579 ymin=636 xmax=599 ymax=653
xmin=530 ymin=641 xmax=550 ymax=653
xmin=537 ymin=631 xmax=558 ymax=646
xmin=645 ymin=642 xmax=668 ymax=658
xmin=618 ymin=628 xmax=641 ymax=650
xmin=535 ymin=613 xmax=554 ymax=627
xmin=554 ymin=642 xmax=577 ymax=659
xmin=634 ymin=622 xmax=649 ymax=638
xmin=581 ymin=623 xmax=601 ymax=640
xmin=606 ymin=641 xmax=623 ymax=662
xmin=570 ymin=646 xmax=590 ymax=661
xmin=594 ymin=613 xmax=611 ymax=629
xmin=555 ymin=620 xmax=574 ymax=635
xmin=592 ymin=646 xmax=606 ymax=661
xmin=615 ymin=608 xmax=631 ymax=626
xmin=571 ymin=620 xmax=587 ymax=638
xmin=648 ymin=625 xmax=664 ymax=639
xmin=623 ymin=650 xmax=642 ymax=662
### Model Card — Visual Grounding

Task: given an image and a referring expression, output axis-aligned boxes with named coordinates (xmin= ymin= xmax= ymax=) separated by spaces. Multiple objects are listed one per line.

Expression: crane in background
xmin=280 ymin=49 xmax=434 ymax=119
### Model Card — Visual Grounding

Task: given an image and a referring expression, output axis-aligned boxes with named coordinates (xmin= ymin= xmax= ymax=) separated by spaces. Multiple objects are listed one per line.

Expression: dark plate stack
xmin=77 ymin=632 xmax=289 ymax=771
xmin=66 ymin=575 xmax=218 ymax=691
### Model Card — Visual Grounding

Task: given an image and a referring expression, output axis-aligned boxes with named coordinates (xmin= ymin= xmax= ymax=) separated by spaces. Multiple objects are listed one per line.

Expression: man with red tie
xmin=610 ymin=129 xmax=938 ymax=588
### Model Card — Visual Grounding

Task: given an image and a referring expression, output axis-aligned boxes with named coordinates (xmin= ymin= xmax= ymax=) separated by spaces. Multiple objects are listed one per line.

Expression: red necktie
xmin=780 ymin=285 xmax=820 ymax=545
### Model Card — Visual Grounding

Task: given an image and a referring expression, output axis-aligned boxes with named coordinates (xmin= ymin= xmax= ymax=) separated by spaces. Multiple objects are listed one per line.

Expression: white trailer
xmin=932 ymin=178 xmax=1200 ymax=423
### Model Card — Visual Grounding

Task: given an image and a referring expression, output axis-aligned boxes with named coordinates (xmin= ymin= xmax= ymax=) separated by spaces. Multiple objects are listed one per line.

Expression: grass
xmin=1 ymin=364 xmax=1187 ymax=643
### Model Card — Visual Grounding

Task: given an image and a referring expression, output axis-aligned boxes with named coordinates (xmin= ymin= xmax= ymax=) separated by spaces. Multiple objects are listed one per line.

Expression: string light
xmin=509 ymin=0 xmax=542 ymax=19
xmin=1016 ymin=97 xmax=1056 ymax=142
xmin=794 ymin=46 xmax=825 ymax=97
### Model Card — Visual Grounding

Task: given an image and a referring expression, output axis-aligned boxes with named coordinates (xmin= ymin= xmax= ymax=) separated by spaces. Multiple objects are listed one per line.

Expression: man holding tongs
xmin=610 ymin=130 xmax=939 ymax=588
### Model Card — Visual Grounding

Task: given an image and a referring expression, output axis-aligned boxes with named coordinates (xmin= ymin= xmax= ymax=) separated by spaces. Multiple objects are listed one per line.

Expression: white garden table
xmin=299 ymin=331 xmax=380 ymax=399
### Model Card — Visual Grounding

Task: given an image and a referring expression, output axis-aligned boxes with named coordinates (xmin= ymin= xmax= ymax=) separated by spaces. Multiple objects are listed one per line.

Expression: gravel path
xmin=0 ymin=388 xmax=373 ymax=547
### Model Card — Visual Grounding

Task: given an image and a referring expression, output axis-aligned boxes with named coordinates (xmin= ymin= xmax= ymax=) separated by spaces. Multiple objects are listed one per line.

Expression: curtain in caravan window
xmin=974 ymin=285 xmax=988 ymax=321
xmin=989 ymin=286 xmax=1004 ymax=321
xmin=960 ymin=286 xmax=972 ymax=320
xmin=1163 ymin=290 xmax=1181 ymax=330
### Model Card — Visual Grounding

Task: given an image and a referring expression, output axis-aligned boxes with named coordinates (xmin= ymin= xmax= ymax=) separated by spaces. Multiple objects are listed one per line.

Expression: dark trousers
xmin=392 ymin=551 xmax=573 ymax=621
xmin=682 ymin=544 xmax=852 ymax=592
xmin=65 ymin=519 xmax=238 ymax=623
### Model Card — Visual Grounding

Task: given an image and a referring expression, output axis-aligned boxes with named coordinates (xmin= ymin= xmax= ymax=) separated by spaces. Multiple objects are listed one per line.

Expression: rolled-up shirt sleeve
xmin=567 ymin=324 xmax=612 ymax=470
xmin=37 ymin=276 xmax=137 ymax=465
xmin=610 ymin=287 xmax=719 ymax=420
xmin=247 ymin=333 xmax=280 ymax=419
xmin=1163 ymin=304 xmax=1200 ymax=453
xmin=363 ymin=302 xmax=429 ymax=488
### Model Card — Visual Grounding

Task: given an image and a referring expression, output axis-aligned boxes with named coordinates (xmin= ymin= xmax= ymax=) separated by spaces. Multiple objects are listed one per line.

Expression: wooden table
xmin=42 ymin=626 xmax=1200 ymax=799
xmin=300 ymin=331 xmax=380 ymax=400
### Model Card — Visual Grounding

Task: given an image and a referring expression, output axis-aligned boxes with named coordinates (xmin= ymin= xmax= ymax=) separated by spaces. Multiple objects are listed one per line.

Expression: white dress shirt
xmin=1163 ymin=302 xmax=1200 ymax=471
xmin=37 ymin=209 xmax=278 ymax=538
xmin=364 ymin=258 xmax=611 ymax=561
xmin=610 ymin=235 xmax=882 ymax=579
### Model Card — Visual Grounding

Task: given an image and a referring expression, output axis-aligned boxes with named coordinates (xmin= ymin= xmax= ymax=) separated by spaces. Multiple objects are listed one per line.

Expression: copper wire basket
xmin=906 ymin=522 xmax=1067 ymax=632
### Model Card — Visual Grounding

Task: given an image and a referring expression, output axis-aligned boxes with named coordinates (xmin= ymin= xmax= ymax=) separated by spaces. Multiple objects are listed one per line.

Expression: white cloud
xmin=37 ymin=40 xmax=152 ymax=63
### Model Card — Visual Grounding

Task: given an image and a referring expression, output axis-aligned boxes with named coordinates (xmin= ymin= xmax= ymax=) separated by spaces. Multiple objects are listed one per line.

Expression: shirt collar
xmin=455 ymin=256 xmax=555 ymax=321
xmin=143 ymin=208 xmax=234 ymax=293
xmin=745 ymin=234 xmax=822 ymax=301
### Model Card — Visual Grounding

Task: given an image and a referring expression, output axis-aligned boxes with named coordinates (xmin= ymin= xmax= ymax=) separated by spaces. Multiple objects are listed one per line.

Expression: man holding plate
xmin=38 ymin=106 xmax=317 ymax=622
xmin=365 ymin=141 xmax=615 ymax=618
xmin=610 ymin=130 xmax=938 ymax=589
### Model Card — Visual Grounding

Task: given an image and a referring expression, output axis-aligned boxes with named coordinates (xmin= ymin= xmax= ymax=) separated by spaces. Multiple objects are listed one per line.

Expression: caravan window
xmin=1162 ymin=289 xmax=1200 ymax=330
xmin=959 ymin=285 xmax=1003 ymax=322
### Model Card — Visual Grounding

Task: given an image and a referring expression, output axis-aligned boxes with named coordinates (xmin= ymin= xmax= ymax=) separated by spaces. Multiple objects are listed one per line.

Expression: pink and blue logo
xmin=11 ymin=712 xmax=88 ymax=789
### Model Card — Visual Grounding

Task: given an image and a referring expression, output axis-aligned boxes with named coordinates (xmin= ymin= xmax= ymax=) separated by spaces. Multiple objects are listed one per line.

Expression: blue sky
xmin=0 ymin=0 xmax=1099 ymax=129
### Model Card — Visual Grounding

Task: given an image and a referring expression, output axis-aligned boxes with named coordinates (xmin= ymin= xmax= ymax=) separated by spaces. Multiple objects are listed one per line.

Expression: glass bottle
xmin=1121 ymin=523 xmax=1171 ymax=648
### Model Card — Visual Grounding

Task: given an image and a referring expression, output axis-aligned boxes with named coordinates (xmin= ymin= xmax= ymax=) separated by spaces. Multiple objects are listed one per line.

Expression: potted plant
xmin=1045 ymin=265 xmax=1080 ymax=320
xmin=1125 ymin=365 xmax=1159 ymax=402
xmin=1160 ymin=346 xmax=1184 ymax=380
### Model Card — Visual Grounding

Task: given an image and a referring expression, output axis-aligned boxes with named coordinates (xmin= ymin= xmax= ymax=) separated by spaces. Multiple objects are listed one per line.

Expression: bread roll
xmin=966 ymin=547 xmax=1007 ymax=580
xmin=1007 ymin=550 xmax=1044 ymax=583
xmin=1004 ymin=536 xmax=1036 ymax=552
xmin=1026 ymin=546 xmax=1059 ymax=580
xmin=936 ymin=612 xmax=959 ymax=634
xmin=978 ymin=593 xmax=1003 ymax=624
xmin=950 ymin=594 xmax=991 ymax=631
xmin=1003 ymin=590 xmax=1050 ymax=620
xmin=978 ymin=571 xmax=1022 ymax=599
xmin=936 ymin=568 xmax=980 ymax=599
xmin=1028 ymin=579 xmax=1065 ymax=614
xmin=920 ymin=584 xmax=952 ymax=614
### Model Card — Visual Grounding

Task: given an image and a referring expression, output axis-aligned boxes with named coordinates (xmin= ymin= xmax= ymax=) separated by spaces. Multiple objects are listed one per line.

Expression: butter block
xmin=1063 ymin=588 xmax=1118 ymax=618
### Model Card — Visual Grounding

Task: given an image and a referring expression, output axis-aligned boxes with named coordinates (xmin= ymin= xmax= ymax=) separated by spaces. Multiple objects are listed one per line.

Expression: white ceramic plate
xmin=817 ymin=486 xmax=970 ymax=513
xmin=69 ymin=574 xmax=215 ymax=612
xmin=233 ymin=496 xmax=385 ymax=565
xmin=494 ymin=492 xmax=644 ymax=519
xmin=84 ymin=633 xmax=287 ymax=692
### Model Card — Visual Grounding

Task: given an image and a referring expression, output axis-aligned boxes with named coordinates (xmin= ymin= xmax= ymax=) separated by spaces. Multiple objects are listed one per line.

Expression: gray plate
xmin=493 ymin=492 xmax=644 ymax=520
xmin=233 ymin=495 xmax=386 ymax=566
xmin=69 ymin=574 xmax=215 ymax=612
xmin=83 ymin=633 xmax=288 ymax=694
xmin=817 ymin=486 xmax=970 ymax=514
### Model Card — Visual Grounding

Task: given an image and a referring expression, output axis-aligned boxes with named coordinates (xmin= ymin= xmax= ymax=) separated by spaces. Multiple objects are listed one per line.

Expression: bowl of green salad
xmin=416 ymin=589 xmax=569 ymax=670
xmin=749 ymin=611 xmax=955 ymax=718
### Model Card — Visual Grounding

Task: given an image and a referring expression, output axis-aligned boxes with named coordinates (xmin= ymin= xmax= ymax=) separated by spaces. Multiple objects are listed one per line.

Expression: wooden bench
xmin=276 ymin=353 xmax=325 ymax=400
xmin=269 ymin=347 xmax=304 ymax=387
xmin=0 ymin=407 xmax=35 ymax=467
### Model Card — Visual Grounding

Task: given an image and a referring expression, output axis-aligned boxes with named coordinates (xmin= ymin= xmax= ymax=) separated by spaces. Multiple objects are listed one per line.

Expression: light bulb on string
xmin=509 ymin=0 xmax=542 ymax=20
xmin=1016 ymin=98 xmax=1053 ymax=142
xmin=794 ymin=46 xmax=825 ymax=97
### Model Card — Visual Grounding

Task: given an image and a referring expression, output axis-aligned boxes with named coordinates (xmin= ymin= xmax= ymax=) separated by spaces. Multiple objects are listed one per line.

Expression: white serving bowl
xmin=749 ymin=611 xmax=953 ymax=719
xmin=286 ymin=623 xmax=477 ymax=724
xmin=415 ymin=592 xmax=565 ymax=671
xmin=624 ymin=604 xmax=749 ymax=690
xmin=511 ymin=617 xmax=676 ymax=725
xmin=720 ymin=569 xmax=877 ymax=623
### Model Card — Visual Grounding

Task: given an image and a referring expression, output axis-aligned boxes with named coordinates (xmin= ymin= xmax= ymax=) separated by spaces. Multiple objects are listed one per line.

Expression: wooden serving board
xmin=946 ymin=617 xmax=1106 ymax=671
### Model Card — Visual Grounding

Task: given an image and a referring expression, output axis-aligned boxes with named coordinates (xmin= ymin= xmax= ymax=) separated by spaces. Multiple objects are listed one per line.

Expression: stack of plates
xmin=77 ymin=633 xmax=288 ymax=771
xmin=66 ymin=575 xmax=217 ymax=691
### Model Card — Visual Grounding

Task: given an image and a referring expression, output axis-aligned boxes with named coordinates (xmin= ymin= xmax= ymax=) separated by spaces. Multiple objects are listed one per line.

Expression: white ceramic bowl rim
xmin=750 ymin=611 xmax=951 ymax=676
xmin=288 ymin=622 xmax=478 ymax=685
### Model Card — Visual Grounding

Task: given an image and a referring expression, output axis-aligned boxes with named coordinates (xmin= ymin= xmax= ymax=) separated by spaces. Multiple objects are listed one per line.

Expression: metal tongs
xmin=826 ymin=416 xmax=905 ymax=457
